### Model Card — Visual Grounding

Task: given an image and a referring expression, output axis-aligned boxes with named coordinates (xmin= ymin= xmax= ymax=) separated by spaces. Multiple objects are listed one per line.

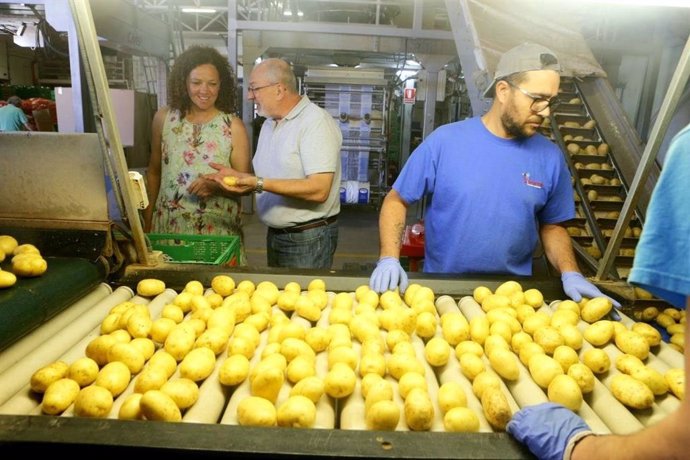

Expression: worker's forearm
xmin=378 ymin=194 xmax=407 ymax=258
xmin=541 ymin=224 xmax=579 ymax=273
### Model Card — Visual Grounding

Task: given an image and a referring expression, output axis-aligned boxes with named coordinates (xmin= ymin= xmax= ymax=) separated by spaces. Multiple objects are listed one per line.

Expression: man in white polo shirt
xmin=212 ymin=58 xmax=342 ymax=269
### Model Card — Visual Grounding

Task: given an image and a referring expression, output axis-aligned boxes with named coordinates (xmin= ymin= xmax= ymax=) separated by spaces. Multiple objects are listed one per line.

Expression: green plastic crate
xmin=147 ymin=233 xmax=240 ymax=266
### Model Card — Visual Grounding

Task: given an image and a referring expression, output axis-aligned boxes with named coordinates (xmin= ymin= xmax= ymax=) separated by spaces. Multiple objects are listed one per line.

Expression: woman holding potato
xmin=143 ymin=46 xmax=251 ymax=263
xmin=507 ymin=124 xmax=690 ymax=459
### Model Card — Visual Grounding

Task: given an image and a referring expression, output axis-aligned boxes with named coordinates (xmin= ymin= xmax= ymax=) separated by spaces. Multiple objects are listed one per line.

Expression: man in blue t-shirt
xmin=0 ymin=96 xmax=33 ymax=132
xmin=369 ymin=43 xmax=618 ymax=307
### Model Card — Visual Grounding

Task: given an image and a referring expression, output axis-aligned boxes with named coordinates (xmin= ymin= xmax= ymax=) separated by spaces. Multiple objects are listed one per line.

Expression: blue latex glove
xmin=507 ymin=402 xmax=593 ymax=460
xmin=369 ymin=257 xmax=409 ymax=294
xmin=561 ymin=271 xmax=621 ymax=320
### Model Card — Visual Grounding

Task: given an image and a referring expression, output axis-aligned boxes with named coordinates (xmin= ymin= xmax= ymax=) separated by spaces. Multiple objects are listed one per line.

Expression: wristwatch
xmin=254 ymin=176 xmax=264 ymax=194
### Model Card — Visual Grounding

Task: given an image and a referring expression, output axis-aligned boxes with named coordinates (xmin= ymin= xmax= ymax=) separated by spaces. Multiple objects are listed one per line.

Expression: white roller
xmin=182 ymin=348 xmax=230 ymax=423
xmin=0 ymin=283 xmax=112 ymax=374
xmin=0 ymin=285 xmax=134 ymax=407
xmin=411 ymin=335 xmax=445 ymax=432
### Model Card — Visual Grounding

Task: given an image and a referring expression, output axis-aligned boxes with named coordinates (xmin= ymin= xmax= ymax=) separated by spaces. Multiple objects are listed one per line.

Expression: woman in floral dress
xmin=144 ymin=46 xmax=251 ymax=264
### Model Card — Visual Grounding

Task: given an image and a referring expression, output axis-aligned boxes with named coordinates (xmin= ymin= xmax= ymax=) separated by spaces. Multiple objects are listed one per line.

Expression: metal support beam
xmin=596 ymin=33 xmax=690 ymax=281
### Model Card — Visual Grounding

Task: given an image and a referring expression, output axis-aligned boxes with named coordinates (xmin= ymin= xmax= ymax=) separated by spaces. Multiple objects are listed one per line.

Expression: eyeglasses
xmin=506 ymin=80 xmax=560 ymax=113
xmin=248 ymin=82 xmax=279 ymax=95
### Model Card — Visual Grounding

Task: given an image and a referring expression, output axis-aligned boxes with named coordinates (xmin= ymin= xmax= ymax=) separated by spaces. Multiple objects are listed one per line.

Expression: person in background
xmin=0 ymin=96 xmax=34 ymax=132
xmin=143 ymin=45 xmax=251 ymax=264
xmin=506 ymin=122 xmax=690 ymax=459
xmin=211 ymin=58 xmax=342 ymax=269
xmin=369 ymin=43 xmax=619 ymax=309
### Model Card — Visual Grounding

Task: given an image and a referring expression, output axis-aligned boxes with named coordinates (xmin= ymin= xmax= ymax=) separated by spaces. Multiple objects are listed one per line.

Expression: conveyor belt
xmin=0 ymin=271 xmax=682 ymax=457
xmin=0 ymin=257 xmax=108 ymax=352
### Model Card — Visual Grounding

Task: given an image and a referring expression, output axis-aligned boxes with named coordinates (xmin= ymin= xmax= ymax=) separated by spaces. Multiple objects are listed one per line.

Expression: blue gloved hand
xmin=369 ymin=256 xmax=409 ymax=294
xmin=507 ymin=402 xmax=593 ymax=460
xmin=561 ymin=271 xmax=621 ymax=320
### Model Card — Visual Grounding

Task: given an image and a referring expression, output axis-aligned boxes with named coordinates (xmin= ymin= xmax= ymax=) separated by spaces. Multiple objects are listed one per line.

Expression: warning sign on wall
xmin=403 ymin=87 xmax=416 ymax=104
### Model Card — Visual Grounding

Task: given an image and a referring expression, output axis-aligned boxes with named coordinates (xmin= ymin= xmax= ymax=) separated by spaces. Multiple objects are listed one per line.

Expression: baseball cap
xmin=483 ymin=43 xmax=561 ymax=98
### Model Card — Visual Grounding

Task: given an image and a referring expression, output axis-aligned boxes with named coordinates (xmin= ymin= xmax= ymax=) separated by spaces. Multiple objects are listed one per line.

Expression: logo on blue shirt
xmin=522 ymin=172 xmax=543 ymax=189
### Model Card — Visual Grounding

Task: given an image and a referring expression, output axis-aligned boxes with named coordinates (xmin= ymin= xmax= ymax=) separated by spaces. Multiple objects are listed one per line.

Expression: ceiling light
xmin=181 ymin=7 xmax=217 ymax=13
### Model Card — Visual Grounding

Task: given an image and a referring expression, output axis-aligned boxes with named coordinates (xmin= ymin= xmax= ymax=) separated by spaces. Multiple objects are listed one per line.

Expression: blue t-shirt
xmin=0 ymin=104 xmax=29 ymax=131
xmin=393 ymin=117 xmax=574 ymax=275
xmin=628 ymin=125 xmax=690 ymax=308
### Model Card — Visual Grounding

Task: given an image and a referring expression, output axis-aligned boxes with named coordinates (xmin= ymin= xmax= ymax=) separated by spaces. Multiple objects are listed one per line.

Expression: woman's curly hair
xmin=167 ymin=45 xmax=238 ymax=116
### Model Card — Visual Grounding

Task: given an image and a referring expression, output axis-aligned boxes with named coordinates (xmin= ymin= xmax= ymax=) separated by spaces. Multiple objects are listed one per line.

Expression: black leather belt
xmin=269 ymin=215 xmax=338 ymax=234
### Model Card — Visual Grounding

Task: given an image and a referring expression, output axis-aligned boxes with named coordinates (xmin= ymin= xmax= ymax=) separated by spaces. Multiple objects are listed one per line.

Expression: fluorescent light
xmin=283 ymin=10 xmax=292 ymax=16
xmin=559 ymin=0 xmax=690 ymax=6
xmin=181 ymin=7 xmax=217 ymax=13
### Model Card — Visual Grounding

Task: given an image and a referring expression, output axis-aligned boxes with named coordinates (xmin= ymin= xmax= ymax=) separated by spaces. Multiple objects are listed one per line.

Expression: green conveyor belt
xmin=0 ymin=257 xmax=107 ymax=352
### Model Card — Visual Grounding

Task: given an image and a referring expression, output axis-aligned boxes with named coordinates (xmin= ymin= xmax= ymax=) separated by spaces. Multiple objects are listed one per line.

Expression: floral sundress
xmin=151 ymin=109 xmax=246 ymax=265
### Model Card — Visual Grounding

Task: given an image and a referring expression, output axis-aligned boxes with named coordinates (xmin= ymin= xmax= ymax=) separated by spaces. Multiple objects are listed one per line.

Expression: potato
xmin=472 ymin=371 xmax=502 ymax=399
xmin=529 ymin=353 xmax=564 ymax=388
xmin=237 ymin=396 xmax=278 ymax=426
xmin=251 ymin=366 xmax=285 ymax=403
xmin=134 ymin=367 xmax=169 ymax=394
xmin=160 ymin=378 xmax=199 ymax=410
xmin=136 ymin=278 xmax=166 ymax=297
xmin=664 ymin=368 xmax=685 ymax=400
xmin=615 ymin=354 xmax=645 ymax=374
xmin=456 ymin=340 xmax=484 ymax=358
xmin=547 ymin=374 xmax=583 ymax=411
xmin=359 ymin=352 xmax=386 ymax=377
xmin=30 ymin=360 xmax=69 ymax=393
xmin=179 ymin=347 xmax=216 ymax=382
xmin=287 ymin=355 xmax=316 ymax=383
xmin=519 ymin=342 xmax=545 ymax=367
xmin=481 ymin=386 xmax=511 ymax=431
xmin=567 ymin=363 xmax=595 ymax=394
xmin=12 ymin=253 xmax=47 ymax=277
xmin=0 ymin=235 xmax=19 ymax=256
xmin=469 ymin=316 xmax=490 ymax=345
xmin=0 ymin=269 xmax=17 ymax=288
xmin=42 ymin=378 xmax=81 ymax=415
xmin=324 ymin=362 xmax=356 ymax=399
xmin=119 ymin=393 xmax=144 ymax=420
xmin=74 ymin=384 xmax=114 ymax=418
xmin=441 ymin=312 xmax=470 ymax=346
xmin=107 ymin=342 xmax=145 ymax=374
xmin=68 ymin=357 xmax=99 ymax=387
xmin=398 ymin=372 xmax=428 ymax=400
xmin=444 ymin=406 xmax=480 ymax=432
xmin=511 ymin=331 xmax=532 ymax=354
xmin=610 ymin=374 xmax=654 ymax=409
xmin=631 ymin=322 xmax=662 ymax=347
xmin=533 ymin=326 xmax=565 ymax=355
xmin=630 ymin=366 xmax=668 ymax=396
xmin=584 ymin=321 xmax=615 ymax=347
xmin=94 ymin=361 xmax=131 ymax=397
xmin=523 ymin=288 xmax=544 ymax=308
xmin=366 ymin=399 xmax=400 ymax=431
xmin=219 ymin=354 xmax=250 ymax=386
xmin=147 ymin=350 xmax=178 ymax=378
xmin=404 ymin=387 xmax=434 ymax=431
xmin=615 ymin=330 xmax=650 ymax=360
xmin=425 ymin=337 xmax=451 ymax=367
xmin=460 ymin=353 xmax=485 ymax=381
xmin=277 ymin=395 xmax=316 ymax=428
xmin=489 ymin=348 xmax=519 ymax=381
xmin=580 ymin=297 xmax=613 ymax=323
xmin=85 ymin=335 xmax=117 ymax=366
xmin=438 ymin=381 xmax=467 ymax=414
xmin=129 ymin=337 xmax=155 ymax=361
xmin=290 ymin=376 xmax=325 ymax=404
xmin=164 ymin=326 xmax=196 ymax=361
xmin=387 ymin=353 xmax=425 ymax=380
xmin=140 ymin=390 xmax=182 ymax=421
xmin=328 ymin=345 xmax=358 ymax=370
xmin=582 ymin=348 xmax=610 ymax=374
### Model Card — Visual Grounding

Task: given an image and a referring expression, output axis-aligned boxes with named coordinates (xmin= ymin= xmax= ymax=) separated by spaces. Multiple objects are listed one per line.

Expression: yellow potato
xmin=424 ymin=337 xmax=451 ymax=367
xmin=0 ymin=235 xmax=18 ymax=255
xmin=12 ymin=253 xmax=47 ymax=277
xmin=94 ymin=361 xmax=131 ymax=397
xmin=277 ymin=395 xmax=316 ymax=428
xmin=552 ymin=345 xmax=579 ymax=373
xmin=557 ymin=324 xmax=584 ymax=350
xmin=0 ymin=269 xmax=17 ymax=288
xmin=324 ymin=362 xmax=356 ymax=398
xmin=30 ymin=360 xmax=69 ymax=393
xmin=481 ymin=294 xmax=511 ymax=312
xmin=211 ymin=274 xmax=235 ymax=296
xmin=126 ymin=312 xmax=152 ymax=339
xmin=533 ymin=326 xmax=565 ymax=355
xmin=472 ymin=371 xmax=502 ymax=399
xmin=615 ymin=354 xmax=645 ymax=374
xmin=147 ymin=350 xmax=178 ymax=378
xmin=460 ymin=353 xmax=485 ymax=381
xmin=160 ymin=378 xmax=199 ymax=410
xmin=179 ymin=347 xmax=216 ymax=382
xmin=630 ymin=366 xmax=668 ymax=396
xmin=495 ymin=280 xmax=522 ymax=297
xmin=528 ymin=353 xmax=564 ymax=388
xmin=290 ymin=376 xmax=325 ymax=404
xmin=386 ymin=353 xmax=426 ymax=380
xmin=567 ymin=362 xmax=595 ymax=394
xmin=583 ymin=320 xmax=615 ymax=347
xmin=444 ymin=406 xmax=480 ymax=432
xmin=130 ymin=337 xmax=155 ymax=361
xmin=488 ymin=348 xmax=519 ymax=381
xmin=107 ymin=342 xmax=145 ymax=374
xmin=118 ymin=393 xmax=144 ymax=420
xmin=510 ymin=331 xmax=533 ymax=354
xmin=287 ymin=355 xmax=316 ymax=383
xmin=631 ymin=322 xmax=662 ymax=347
xmin=469 ymin=316 xmax=490 ymax=345
xmin=136 ymin=278 xmax=166 ymax=297
xmin=441 ymin=312 xmax=470 ymax=346
xmin=67 ymin=357 xmax=99 ymax=387
xmin=251 ymin=366 xmax=285 ymax=403
xmin=481 ymin=386 xmax=511 ymax=431
xmin=219 ymin=354 xmax=250 ymax=386
xmin=547 ymin=374 xmax=583 ymax=411
xmin=519 ymin=342 xmax=545 ymax=366
xmin=664 ymin=368 xmax=685 ymax=400
xmin=194 ymin=328 xmax=230 ymax=356
xmin=615 ymin=330 xmax=650 ymax=360
xmin=438 ymin=381 xmax=467 ymax=414
xmin=523 ymin=288 xmax=544 ymax=308
xmin=140 ymin=389 xmax=182 ymax=421
xmin=150 ymin=317 xmax=178 ymax=343
xmin=398 ymin=372 xmax=428 ymax=399
xmin=610 ymin=374 xmax=654 ymax=409
xmin=359 ymin=352 xmax=387 ymax=377
xmin=74 ymin=384 xmax=114 ymax=418
xmin=580 ymin=297 xmax=613 ymax=323
xmin=237 ymin=396 xmax=277 ymax=426
xmin=85 ymin=335 xmax=117 ymax=366
xmin=404 ymin=387 xmax=434 ymax=431
xmin=455 ymin=340 xmax=484 ymax=358
xmin=133 ymin=367 xmax=169 ymax=394
xmin=164 ymin=326 xmax=196 ymax=361
xmin=581 ymin=348 xmax=611 ymax=374
xmin=42 ymin=378 xmax=81 ymax=415
xmin=366 ymin=399 xmax=400 ymax=431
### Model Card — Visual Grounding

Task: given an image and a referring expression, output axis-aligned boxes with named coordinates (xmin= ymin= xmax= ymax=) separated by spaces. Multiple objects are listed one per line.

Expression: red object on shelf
xmin=401 ymin=220 xmax=425 ymax=271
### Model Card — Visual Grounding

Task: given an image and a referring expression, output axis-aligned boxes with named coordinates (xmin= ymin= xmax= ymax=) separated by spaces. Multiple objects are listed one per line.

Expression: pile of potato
xmin=27 ymin=276 xmax=685 ymax=433
xmin=632 ymin=304 xmax=686 ymax=353
xmin=0 ymin=235 xmax=48 ymax=289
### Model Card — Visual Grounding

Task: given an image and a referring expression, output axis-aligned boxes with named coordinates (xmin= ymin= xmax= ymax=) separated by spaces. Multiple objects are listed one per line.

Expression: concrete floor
xmin=241 ymin=204 xmax=385 ymax=271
